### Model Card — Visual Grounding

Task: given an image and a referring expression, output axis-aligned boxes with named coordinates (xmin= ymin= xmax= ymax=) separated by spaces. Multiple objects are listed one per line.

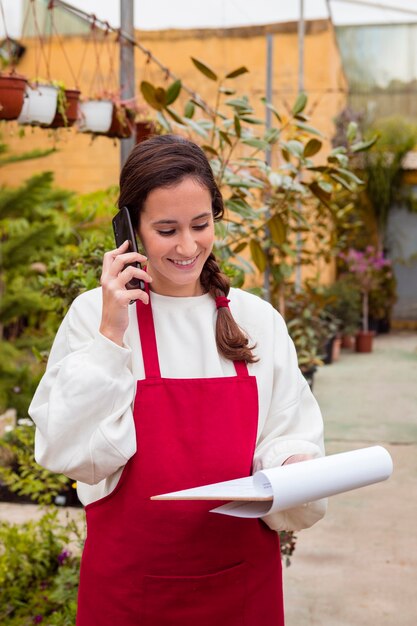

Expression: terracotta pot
xmin=17 ymin=83 xmax=59 ymax=126
xmin=341 ymin=334 xmax=355 ymax=349
xmin=0 ymin=73 xmax=27 ymax=120
xmin=49 ymin=89 xmax=80 ymax=128
xmin=331 ymin=336 xmax=342 ymax=362
xmin=106 ymin=104 xmax=134 ymax=138
xmin=355 ymin=331 xmax=374 ymax=353
xmin=136 ymin=120 xmax=156 ymax=143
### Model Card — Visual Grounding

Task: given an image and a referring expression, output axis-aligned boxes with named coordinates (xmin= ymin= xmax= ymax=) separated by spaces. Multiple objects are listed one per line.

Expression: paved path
xmin=284 ymin=331 xmax=417 ymax=626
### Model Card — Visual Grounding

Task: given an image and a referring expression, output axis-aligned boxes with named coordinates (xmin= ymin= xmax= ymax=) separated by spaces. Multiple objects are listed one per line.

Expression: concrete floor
xmin=284 ymin=332 xmax=417 ymax=626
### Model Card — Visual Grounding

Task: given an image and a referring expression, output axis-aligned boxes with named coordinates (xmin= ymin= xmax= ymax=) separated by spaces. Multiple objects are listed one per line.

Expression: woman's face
xmin=138 ymin=177 xmax=215 ymax=297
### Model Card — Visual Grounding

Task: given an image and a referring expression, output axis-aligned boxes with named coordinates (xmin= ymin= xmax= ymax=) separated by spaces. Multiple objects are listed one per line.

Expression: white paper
xmin=151 ymin=475 xmax=272 ymax=501
xmin=151 ymin=446 xmax=393 ymax=519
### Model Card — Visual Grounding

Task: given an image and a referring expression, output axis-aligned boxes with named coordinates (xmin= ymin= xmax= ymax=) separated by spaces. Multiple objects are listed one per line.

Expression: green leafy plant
xmin=321 ymin=275 xmax=362 ymax=336
xmin=0 ymin=510 xmax=82 ymax=625
xmin=0 ymin=423 xmax=71 ymax=505
xmin=363 ymin=116 xmax=417 ymax=245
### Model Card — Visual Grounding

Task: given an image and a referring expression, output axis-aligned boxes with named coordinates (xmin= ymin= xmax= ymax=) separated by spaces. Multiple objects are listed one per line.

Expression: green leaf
xmin=191 ymin=57 xmax=218 ymax=81
xmin=165 ymin=106 xmax=185 ymax=125
xmin=225 ymin=96 xmax=252 ymax=112
xmin=351 ymin=135 xmax=378 ymax=153
xmin=309 ymin=181 xmax=332 ymax=206
xmin=303 ymin=138 xmax=322 ymax=158
xmin=239 ymin=116 xmax=264 ymax=125
xmin=155 ymin=87 xmax=166 ymax=106
xmin=219 ymin=87 xmax=236 ymax=95
xmin=140 ymin=81 xmax=165 ymax=111
xmin=335 ymin=167 xmax=364 ymax=185
xmin=233 ymin=241 xmax=248 ymax=254
xmin=225 ymin=66 xmax=249 ymax=79
xmin=267 ymin=215 xmax=287 ymax=245
xmin=185 ymin=118 xmax=209 ymax=138
xmin=202 ymin=144 xmax=219 ymax=157
xmin=165 ymin=79 xmax=182 ymax=105
xmin=225 ymin=197 xmax=256 ymax=218
xmin=292 ymin=92 xmax=308 ymax=116
xmin=234 ymin=115 xmax=241 ymax=138
xmin=283 ymin=140 xmax=304 ymax=158
xmin=281 ymin=147 xmax=290 ymax=162
xmin=261 ymin=98 xmax=282 ymax=122
xmin=219 ymin=130 xmax=232 ymax=146
xmin=264 ymin=127 xmax=280 ymax=144
xmin=249 ymin=239 xmax=267 ymax=272
xmin=294 ymin=121 xmax=323 ymax=136
xmin=156 ymin=111 xmax=172 ymax=132
xmin=328 ymin=173 xmax=354 ymax=191
xmin=184 ymin=100 xmax=195 ymax=118
xmin=242 ymin=138 xmax=269 ymax=150
xmin=346 ymin=121 xmax=358 ymax=142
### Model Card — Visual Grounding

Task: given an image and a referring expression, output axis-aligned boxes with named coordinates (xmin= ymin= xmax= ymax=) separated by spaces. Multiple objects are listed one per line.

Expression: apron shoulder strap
xmin=136 ymin=297 xmax=161 ymax=379
xmin=233 ymin=360 xmax=249 ymax=377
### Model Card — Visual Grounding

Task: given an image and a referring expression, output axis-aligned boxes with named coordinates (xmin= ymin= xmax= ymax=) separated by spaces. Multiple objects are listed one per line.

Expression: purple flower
xmin=57 ymin=549 xmax=70 ymax=565
xmin=33 ymin=616 xmax=43 ymax=624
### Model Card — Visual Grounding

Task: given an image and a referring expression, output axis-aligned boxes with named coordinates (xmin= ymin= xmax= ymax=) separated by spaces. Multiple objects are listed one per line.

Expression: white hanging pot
xmin=17 ymin=83 xmax=59 ymax=126
xmin=78 ymin=100 xmax=113 ymax=133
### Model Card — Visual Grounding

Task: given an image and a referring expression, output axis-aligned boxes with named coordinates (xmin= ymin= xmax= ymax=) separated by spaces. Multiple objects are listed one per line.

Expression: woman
xmin=29 ymin=135 xmax=326 ymax=626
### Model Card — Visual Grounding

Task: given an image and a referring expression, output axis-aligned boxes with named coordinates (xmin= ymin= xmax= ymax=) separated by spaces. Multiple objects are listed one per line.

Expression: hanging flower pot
xmin=78 ymin=99 xmax=113 ymax=134
xmin=105 ymin=104 xmax=135 ymax=139
xmin=136 ymin=120 xmax=156 ymax=144
xmin=355 ymin=331 xmax=374 ymax=353
xmin=49 ymin=88 xmax=81 ymax=128
xmin=17 ymin=82 xmax=59 ymax=126
xmin=0 ymin=73 xmax=28 ymax=120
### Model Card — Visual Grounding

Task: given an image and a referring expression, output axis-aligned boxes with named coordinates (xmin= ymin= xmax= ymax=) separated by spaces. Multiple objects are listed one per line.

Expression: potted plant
xmin=78 ymin=92 xmax=150 ymax=138
xmin=78 ymin=93 xmax=114 ymax=134
xmin=368 ymin=264 xmax=396 ymax=334
xmin=17 ymin=78 xmax=60 ymax=126
xmin=136 ymin=118 xmax=157 ymax=143
xmin=322 ymin=276 xmax=362 ymax=350
xmin=49 ymin=83 xmax=81 ymax=128
xmin=106 ymin=102 xmax=136 ymax=139
xmin=0 ymin=71 xmax=28 ymax=120
xmin=285 ymin=291 xmax=326 ymax=390
xmin=339 ymin=247 xmax=391 ymax=353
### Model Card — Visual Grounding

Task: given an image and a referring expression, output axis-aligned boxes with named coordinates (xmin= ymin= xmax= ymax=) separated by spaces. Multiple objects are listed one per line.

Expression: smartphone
xmin=112 ymin=206 xmax=145 ymax=290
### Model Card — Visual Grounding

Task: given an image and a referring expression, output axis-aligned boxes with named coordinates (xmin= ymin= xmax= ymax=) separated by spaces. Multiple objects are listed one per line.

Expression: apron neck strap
xmin=136 ymin=294 xmax=161 ymax=379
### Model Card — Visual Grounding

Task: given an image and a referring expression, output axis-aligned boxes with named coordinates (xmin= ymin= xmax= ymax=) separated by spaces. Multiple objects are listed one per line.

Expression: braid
xmin=201 ymin=254 xmax=258 ymax=364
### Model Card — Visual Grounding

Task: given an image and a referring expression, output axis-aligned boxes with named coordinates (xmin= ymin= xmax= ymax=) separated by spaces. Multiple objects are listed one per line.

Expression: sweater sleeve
xmin=29 ymin=290 xmax=136 ymax=485
xmin=253 ymin=310 xmax=327 ymax=532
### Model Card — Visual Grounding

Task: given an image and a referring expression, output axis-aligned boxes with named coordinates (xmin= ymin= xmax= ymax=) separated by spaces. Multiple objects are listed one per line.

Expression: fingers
xmin=116 ymin=265 xmax=152 ymax=290
xmin=282 ymin=454 xmax=314 ymax=465
xmin=102 ymin=241 xmax=147 ymax=276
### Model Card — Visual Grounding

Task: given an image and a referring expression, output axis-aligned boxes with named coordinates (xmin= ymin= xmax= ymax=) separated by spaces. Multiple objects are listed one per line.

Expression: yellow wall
xmin=2 ymin=19 xmax=347 ymax=193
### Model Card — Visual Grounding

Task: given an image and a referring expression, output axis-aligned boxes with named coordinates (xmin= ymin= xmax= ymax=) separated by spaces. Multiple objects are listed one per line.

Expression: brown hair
xmin=118 ymin=135 xmax=257 ymax=364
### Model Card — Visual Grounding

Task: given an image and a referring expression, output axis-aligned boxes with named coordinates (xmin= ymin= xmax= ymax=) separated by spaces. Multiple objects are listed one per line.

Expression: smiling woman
xmin=29 ymin=134 xmax=327 ymax=626
xmin=138 ymin=179 xmax=215 ymax=297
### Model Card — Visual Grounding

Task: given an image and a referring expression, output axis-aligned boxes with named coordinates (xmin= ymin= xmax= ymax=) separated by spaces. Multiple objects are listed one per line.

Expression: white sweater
xmin=29 ymin=287 xmax=326 ymax=531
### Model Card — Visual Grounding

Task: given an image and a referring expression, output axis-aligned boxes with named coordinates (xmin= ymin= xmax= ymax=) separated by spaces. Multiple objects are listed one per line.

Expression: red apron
xmin=76 ymin=294 xmax=284 ymax=626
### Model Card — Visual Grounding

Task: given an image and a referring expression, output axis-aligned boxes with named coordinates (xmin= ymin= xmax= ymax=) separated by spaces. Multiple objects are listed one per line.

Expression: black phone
xmin=112 ymin=206 xmax=145 ymax=291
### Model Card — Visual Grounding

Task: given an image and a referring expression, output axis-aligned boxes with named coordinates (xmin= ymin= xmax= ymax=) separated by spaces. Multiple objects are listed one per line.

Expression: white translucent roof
xmin=2 ymin=0 xmax=417 ymax=38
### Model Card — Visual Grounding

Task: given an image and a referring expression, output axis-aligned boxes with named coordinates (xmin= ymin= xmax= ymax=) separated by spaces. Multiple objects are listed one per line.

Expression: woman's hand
xmin=282 ymin=454 xmax=314 ymax=465
xmin=99 ymin=240 xmax=151 ymax=346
